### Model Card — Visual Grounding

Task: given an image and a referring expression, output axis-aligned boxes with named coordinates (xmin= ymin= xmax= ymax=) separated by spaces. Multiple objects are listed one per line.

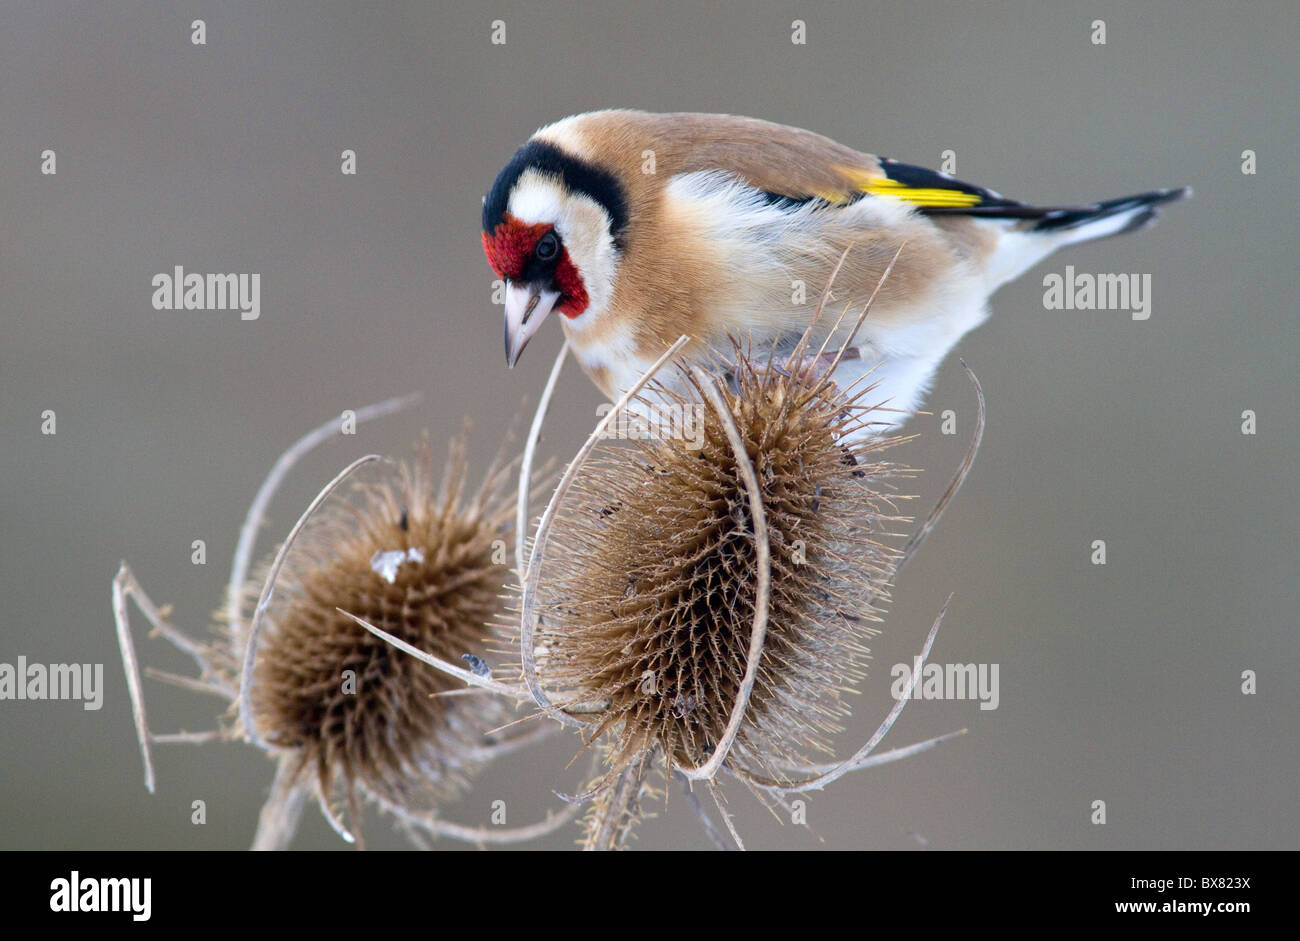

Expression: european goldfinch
xmin=481 ymin=109 xmax=1188 ymax=430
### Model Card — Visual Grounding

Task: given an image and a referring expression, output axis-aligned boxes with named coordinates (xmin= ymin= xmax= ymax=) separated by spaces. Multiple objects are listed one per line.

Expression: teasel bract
xmin=113 ymin=401 xmax=578 ymax=848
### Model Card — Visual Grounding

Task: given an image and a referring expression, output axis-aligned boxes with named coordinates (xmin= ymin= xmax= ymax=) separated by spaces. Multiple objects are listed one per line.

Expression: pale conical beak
xmin=504 ymin=281 xmax=562 ymax=368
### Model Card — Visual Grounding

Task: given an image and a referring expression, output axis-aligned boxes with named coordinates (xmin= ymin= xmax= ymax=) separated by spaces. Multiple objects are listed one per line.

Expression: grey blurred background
xmin=2 ymin=0 xmax=1296 ymax=850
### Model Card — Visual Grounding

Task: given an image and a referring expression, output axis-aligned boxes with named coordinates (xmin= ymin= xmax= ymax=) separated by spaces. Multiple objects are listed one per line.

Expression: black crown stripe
xmin=483 ymin=139 xmax=629 ymax=251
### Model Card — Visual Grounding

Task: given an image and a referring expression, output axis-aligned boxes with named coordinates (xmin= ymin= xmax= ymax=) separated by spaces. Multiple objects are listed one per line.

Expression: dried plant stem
xmin=238 ymin=454 xmax=384 ymax=748
xmin=383 ymin=798 xmax=584 ymax=846
xmin=709 ymin=781 xmax=746 ymax=850
xmin=314 ymin=784 xmax=357 ymax=844
xmin=113 ymin=562 xmax=235 ymax=794
xmin=730 ymin=769 xmax=815 ymax=836
xmin=517 ymin=341 xmax=570 ymax=581
xmin=678 ymin=773 xmax=735 ymax=851
xmin=456 ymin=722 xmax=559 ymax=762
xmin=341 ymin=608 xmax=612 ymax=765
xmin=142 ymin=668 xmax=228 ymax=698
xmin=519 ymin=334 xmax=693 ymax=729
xmin=583 ymin=757 xmax=652 ymax=851
xmin=114 ymin=566 xmax=212 ymax=668
xmin=251 ymin=754 xmax=310 ymax=851
xmin=111 ymin=565 xmax=160 ymax=794
xmin=150 ymin=730 xmax=228 ymax=744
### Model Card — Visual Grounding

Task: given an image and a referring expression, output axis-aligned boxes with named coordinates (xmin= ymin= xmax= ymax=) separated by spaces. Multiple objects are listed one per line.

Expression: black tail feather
xmin=921 ymin=186 xmax=1191 ymax=230
xmin=1028 ymin=187 xmax=1191 ymax=233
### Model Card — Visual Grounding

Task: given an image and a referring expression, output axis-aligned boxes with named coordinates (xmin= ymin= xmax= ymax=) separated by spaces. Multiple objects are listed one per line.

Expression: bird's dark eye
xmin=535 ymin=231 xmax=559 ymax=261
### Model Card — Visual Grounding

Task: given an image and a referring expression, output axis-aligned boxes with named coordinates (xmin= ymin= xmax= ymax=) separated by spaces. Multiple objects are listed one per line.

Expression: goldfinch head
xmin=482 ymin=139 xmax=628 ymax=366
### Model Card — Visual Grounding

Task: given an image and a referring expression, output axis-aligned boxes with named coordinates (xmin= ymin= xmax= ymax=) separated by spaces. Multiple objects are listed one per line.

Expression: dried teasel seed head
xmin=531 ymin=351 xmax=914 ymax=787
xmin=241 ymin=433 xmax=515 ymax=823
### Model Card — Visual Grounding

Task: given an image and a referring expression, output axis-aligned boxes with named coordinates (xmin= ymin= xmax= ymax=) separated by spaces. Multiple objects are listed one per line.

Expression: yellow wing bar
xmin=859 ymin=177 xmax=983 ymax=207
xmin=836 ymin=164 xmax=988 ymax=209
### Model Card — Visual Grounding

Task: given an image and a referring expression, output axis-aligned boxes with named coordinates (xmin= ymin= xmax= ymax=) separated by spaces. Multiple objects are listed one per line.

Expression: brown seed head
xmin=244 ymin=434 xmax=515 ymax=817
xmin=532 ymin=353 xmax=912 ymax=786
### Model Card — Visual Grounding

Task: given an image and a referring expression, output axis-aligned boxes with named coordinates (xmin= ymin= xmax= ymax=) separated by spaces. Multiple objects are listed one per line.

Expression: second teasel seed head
xmin=241 ymin=434 xmax=516 ymax=827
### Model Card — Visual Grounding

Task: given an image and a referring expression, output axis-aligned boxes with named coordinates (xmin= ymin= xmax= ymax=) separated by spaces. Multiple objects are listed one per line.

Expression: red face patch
xmin=481 ymin=215 xmax=548 ymax=280
xmin=552 ymin=253 xmax=588 ymax=317
xmin=481 ymin=214 xmax=589 ymax=318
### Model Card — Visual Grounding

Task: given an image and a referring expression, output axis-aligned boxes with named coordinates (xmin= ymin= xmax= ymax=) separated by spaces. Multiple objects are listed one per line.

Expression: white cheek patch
xmin=507 ymin=169 xmax=618 ymax=317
